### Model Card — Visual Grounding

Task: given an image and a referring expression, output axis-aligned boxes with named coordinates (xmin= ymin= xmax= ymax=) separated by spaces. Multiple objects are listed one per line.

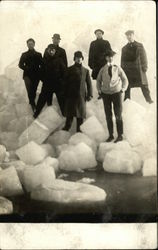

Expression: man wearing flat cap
xmin=43 ymin=34 xmax=68 ymax=105
xmin=63 ymin=51 xmax=93 ymax=132
xmin=121 ymin=30 xmax=153 ymax=103
xmin=88 ymin=29 xmax=111 ymax=79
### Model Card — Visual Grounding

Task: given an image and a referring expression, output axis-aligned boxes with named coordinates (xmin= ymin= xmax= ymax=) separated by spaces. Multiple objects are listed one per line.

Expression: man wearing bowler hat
xmin=63 ymin=51 xmax=93 ymax=132
xmin=121 ymin=30 xmax=153 ymax=103
xmin=88 ymin=29 xmax=111 ymax=80
xmin=97 ymin=49 xmax=128 ymax=143
xmin=44 ymin=34 xmax=68 ymax=105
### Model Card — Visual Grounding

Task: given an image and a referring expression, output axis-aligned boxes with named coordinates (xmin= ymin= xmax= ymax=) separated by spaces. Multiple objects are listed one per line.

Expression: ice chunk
xmin=97 ymin=141 xmax=131 ymax=162
xmin=47 ymin=130 xmax=71 ymax=146
xmin=0 ymin=197 xmax=13 ymax=215
xmin=56 ymin=144 xmax=74 ymax=157
xmin=77 ymin=178 xmax=95 ymax=184
xmin=123 ymin=99 xmax=147 ymax=146
xmin=18 ymin=106 xmax=64 ymax=146
xmin=1 ymin=160 xmax=26 ymax=170
xmin=103 ymin=149 xmax=142 ymax=174
xmin=142 ymin=158 xmax=157 ymax=176
xmin=69 ymin=132 xmax=97 ymax=153
xmin=0 ymin=132 xmax=19 ymax=151
xmin=41 ymin=144 xmax=56 ymax=158
xmin=15 ymin=103 xmax=32 ymax=118
xmin=16 ymin=141 xmax=48 ymax=165
xmin=39 ymin=156 xmax=59 ymax=172
xmin=22 ymin=162 xmax=56 ymax=192
xmin=80 ymin=116 xmax=106 ymax=144
xmin=31 ymin=179 xmax=106 ymax=204
xmin=0 ymin=166 xmax=24 ymax=196
xmin=0 ymin=145 xmax=6 ymax=163
xmin=59 ymin=142 xmax=97 ymax=171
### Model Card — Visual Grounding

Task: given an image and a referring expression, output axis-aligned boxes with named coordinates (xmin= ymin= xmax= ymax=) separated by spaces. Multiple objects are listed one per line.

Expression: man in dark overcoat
xmin=121 ymin=30 xmax=153 ymax=103
xmin=63 ymin=51 xmax=93 ymax=132
xmin=19 ymin=38 xmax=43 ymax=112
xmin=43 ymin=34 xmax=68 ymax=105
xmin=88 ymin=29 xmax=111 ymax=79
xmin=33 ymin=44 xmax=66 ymax=118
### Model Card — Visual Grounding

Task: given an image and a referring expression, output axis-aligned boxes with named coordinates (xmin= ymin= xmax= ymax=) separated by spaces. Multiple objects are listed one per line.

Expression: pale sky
xmin=0 ymin=0 xmax=156 ymax=75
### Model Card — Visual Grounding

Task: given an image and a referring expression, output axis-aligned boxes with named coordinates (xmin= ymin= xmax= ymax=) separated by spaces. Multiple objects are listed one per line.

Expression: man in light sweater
xmin=97 ymin=50 xmax=128 ymax=143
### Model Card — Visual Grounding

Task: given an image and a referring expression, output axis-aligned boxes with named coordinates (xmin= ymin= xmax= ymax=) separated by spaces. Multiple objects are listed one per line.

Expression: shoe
xmin=114 ymin=135 xmax=123 ymax=143
xmin=106 ymin=135 xmax=114 ymax=142
xmin=31 ymin=104 xmax=36 ymax=113
xmin=148 ymin=100 xmax=154 ymax=104
xmin=33 ymin=112 xmax=38 ymax=119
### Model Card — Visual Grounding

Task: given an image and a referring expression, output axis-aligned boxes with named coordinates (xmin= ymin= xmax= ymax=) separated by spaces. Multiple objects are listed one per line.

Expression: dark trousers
xmin=102 ymin=92 xmax=123 ymax=136
xmin=24 ymin=76 xmax=39 ymax=105
xmin=124 ymin=84 xmax=152 ymax=102
xmin=35 ymin=83 xmax=64 ymax=116
xmin=64 ymin=117 xmax=83 ymax=132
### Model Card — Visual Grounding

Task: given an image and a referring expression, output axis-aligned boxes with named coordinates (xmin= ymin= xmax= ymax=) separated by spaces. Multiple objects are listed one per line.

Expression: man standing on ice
xmin=18 ymin=38 xmax=43 ymax=112
xmin=88 ymin=29 xmax=111 ymax=80
xmin=33 ymin=44 xmax=66 ymax=118
xmin=121 ymin=30 xmax=153 ymax=103
xmin=63 ymin=51 xmax=93 ymax=132
xmin=97 ymin=50 xmax=128 ymax=143
xmin=44 ymin=34 xmax=68 ymax=106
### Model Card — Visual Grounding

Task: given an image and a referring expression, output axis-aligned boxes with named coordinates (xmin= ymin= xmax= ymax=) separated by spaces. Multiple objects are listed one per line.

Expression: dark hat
xmin=74 ymin=51 xmax=84 ymax=60
xmin=52 ymin=33 xmax=61 ymax=40
xmin=94 ymin=29 xmax=104 ymax=35
xmin=47 ymin=44 xmax=57 ymax=50
xmin=125 ymin=30 xmax=134 ymax=35
xmin=105 ymin=49 xmax=116 ymax=57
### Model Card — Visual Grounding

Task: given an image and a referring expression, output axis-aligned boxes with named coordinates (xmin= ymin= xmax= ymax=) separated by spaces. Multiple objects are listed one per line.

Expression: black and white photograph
xmin=0 ymin=0 xmax=157 ymax=249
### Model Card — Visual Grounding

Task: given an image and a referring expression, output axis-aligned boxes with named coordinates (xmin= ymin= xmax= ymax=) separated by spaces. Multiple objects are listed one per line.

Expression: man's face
xmin=48 ymin=48 xmax=56 ymax=56
xmin=106 ymin=56 xmax=113 ymax=64
xmin=52 ymin=37 xmax=60 ymax=45
xmin=27 ymin=41 xmax=35 ymax=50
xmin=74 ymin=57 xmax=83 ymax=64
xmin=95 ymin=31 xmax=103 ymax=39
xmin=126 ymin=33 xmax=134 ymax=43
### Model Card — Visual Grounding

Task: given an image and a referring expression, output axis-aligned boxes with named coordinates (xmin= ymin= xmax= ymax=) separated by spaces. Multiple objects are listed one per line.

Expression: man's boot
xmin=114 ymin=135 xmax=123 ymax=143
xmin=106 ymin=135 xmax=114 ymax=142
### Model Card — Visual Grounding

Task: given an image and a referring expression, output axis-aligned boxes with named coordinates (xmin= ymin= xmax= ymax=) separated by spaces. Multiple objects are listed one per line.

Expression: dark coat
xmin=44 ymin=44 xmax=68 ymax=67
xmin=64 ymin=64 xmax=93 ymax=118
xmin=88 ymin=38 xmax=111 ymax=79
xmin=42 ymin=54 xmax=66 ymax=92
xmin=18 ymin=49 xmax=43 ymax=80
xmin=121 ymin=41 xmax=148 ymax=87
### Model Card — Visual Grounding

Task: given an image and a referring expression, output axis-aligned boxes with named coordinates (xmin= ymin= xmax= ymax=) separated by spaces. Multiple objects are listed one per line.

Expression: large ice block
xmin=69 ymin=132 xmax=97 ymax=153
xmin=80 ymin=116 xmax=106 ymax=144
xmin=16 ymin=141 xmax=48 ymax=165
xmin=18 ymin=106 xmax=64 ymax=146
xmin=59 ymin=142 xmax=97 ymax=171
xmin=103 ymin=149 xmax=142 ymax=174
xmin=0 ymin=197 xmax=13 ymax=215
xmin=0 ymin=145 xmax=6 ymax=163
xmin=0 ymin=132 xmax=19 ymax=151
xmin=39 ymin=156 xmax=59 ymax=172
xmin=41 ymin=144 xmax=56 ymax=158
xmin=31 ymin=179 xmax=106 ymax=204
xmin=142 ymin=157 xmax=157 ymax=176
xmin=47 ymin=130 xmax=71 ymax=146
xmin=0 ymin=166 xmax=24 ymax=196
xmin=22 ymin=163 xmax=56 ymax=192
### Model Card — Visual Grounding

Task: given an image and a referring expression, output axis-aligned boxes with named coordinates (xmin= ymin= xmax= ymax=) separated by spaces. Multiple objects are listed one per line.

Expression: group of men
xmin=19 ymin=29 xmax=153 ymax=143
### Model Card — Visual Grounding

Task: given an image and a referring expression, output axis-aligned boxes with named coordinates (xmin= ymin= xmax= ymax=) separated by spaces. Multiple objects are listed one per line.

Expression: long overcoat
xmin=43 ymin=44 xmax=68 ymax=67
xmin=64 ymin=64 xmax=93 ymax=118
xmin=121 ymin=41 xmax=148 ymax=87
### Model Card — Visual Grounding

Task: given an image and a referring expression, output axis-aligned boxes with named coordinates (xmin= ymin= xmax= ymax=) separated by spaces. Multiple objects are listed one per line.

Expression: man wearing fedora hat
xmin=121 ymin=30 xmax=153 ymax=103
xmin=97 ymin=49 xmax=128 ymax=143
xmin=63 ymin=51 xmax=93 ymax=132
xmin=43 ymin=34 xmax=68 ymax=106
xmin=88 ymin=29 xmax=111 ymax=79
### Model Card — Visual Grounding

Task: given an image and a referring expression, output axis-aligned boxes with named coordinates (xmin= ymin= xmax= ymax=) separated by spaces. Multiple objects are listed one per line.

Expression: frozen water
xmin=0 ymin=132 xmax=19 ymax=151
xmin=142 ymin=158 xmax=157 ymax=176
xmin=31 ymin=179 xmax=106 ymax=204
xmin=1 ymin=160 xmax=26 ymax=170
xmin=103 ymin=149 xmax=142 ymax=174
xmin=0 ymin=196 xmax=13 ymax=215
xmin=77 ymin=178 xmax=95 ymax=184
xmin=69 ymin=132 xmax=97 ymax=153
xmin=97 ymin=142 xmax=114 ymax=162
xmin=39 ymin=157 xmax=59 ymax=172
xmin=56 ymin=144 xmax=74 ymax=157
xmin=0 ymin=166 xmax=24 ymax=196
xmin=59 ymin=142 xmax=97 ymax=171
xmin=80 ymin=115 xmax=106 ymax=144
xmin=47 ymin=130 xmax=71 ymax=147
xmin=15 ymin=103 xmax=32 ymax=118
xmin=18 ymin=107 xmax=64 ymax=147
xmin=16 ymin=141 xmax=48 ymax=165
xmin=0 ymin=145 xmax=6 ymax=163
xmin=22 ymin=162 xmax=56 ymax=192
xmin=41 ymin=144 xmax=56 ymax=158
